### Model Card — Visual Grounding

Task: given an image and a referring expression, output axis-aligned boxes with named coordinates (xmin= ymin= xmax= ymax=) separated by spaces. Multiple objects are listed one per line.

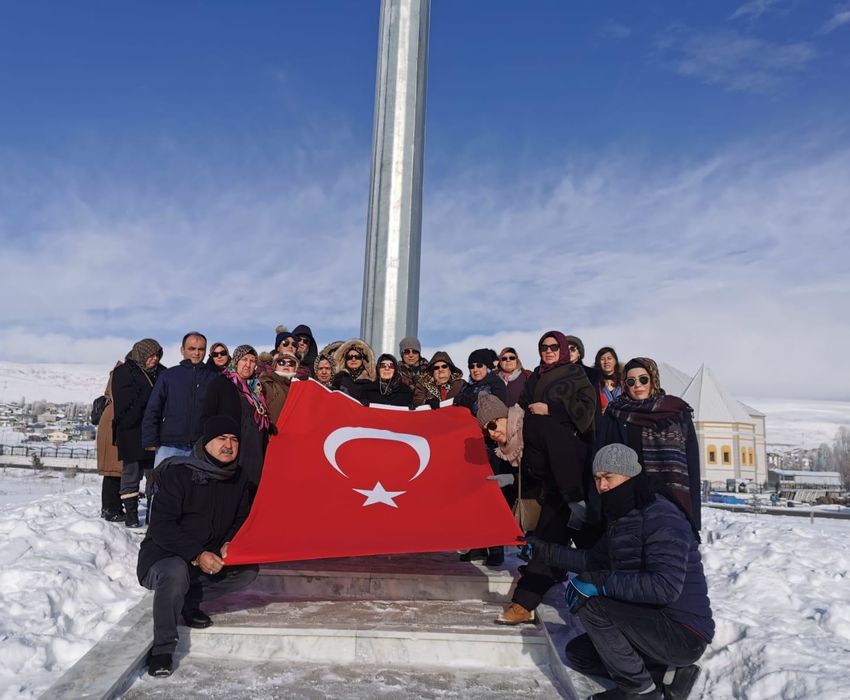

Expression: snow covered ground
xmin=1 ymin=469 xmax=849 ymax=699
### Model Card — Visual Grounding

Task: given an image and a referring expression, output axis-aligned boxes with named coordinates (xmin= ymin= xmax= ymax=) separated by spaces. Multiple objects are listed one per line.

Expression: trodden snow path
xmin=1 ymin=470 xmax=849 ymax=699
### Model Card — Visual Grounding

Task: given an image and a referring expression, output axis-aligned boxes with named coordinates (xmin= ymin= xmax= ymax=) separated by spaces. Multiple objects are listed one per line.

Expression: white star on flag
xmin=352 ymin=481 xmax=406 ymax=508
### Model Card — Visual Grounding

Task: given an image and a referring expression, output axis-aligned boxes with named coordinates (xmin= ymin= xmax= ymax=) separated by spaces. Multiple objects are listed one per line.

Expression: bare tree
xmin=832 ymin=427 xmax=850 ymax=487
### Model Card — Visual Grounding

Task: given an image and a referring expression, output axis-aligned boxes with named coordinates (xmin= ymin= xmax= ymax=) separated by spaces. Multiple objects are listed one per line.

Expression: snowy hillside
xmin=743 ymin=397 xmax=850 ymax=449
xmin=0 ymin=362 xmax=111 ymax=404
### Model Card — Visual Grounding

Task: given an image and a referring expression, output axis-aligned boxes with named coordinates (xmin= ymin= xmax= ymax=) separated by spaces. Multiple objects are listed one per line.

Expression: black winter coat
xmin=547 ymin=494 xmax=714 ymax=642
xmin=453 ymin=371 xmax=507 ymax=414
xmin=332 ymin=371 xmax=373 ymax=403
xmin=141 ymin=361 xmax=216 ymax=449
xmin=112 ymin=360 xmax=164 ymax=462
xmin=137 ymin=449 xmax=251 ymax=583
xmin=361 ymin=379 xmax=414 ymax=407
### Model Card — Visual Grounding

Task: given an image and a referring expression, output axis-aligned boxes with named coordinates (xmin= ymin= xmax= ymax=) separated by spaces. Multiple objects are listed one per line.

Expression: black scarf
xmin=600 ymin=472 xmax=658 ymax=521
xmin=187 ymin=439 xmax=240 ymax=481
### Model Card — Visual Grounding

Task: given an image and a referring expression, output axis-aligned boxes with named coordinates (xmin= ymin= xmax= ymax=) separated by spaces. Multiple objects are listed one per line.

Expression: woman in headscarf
xmin=496 ymin=346 xmax=532 ymax=407
xmin=411 ymin=351 xmax=467 ymax=408
xmin=598 ymin=357 xmax=701 ymax=529
xmin=454 ymin=348 xmax=508 ymax=415
xmin=205 ymin=342 xmax=230 ymax=374
xmin=112 ymin=338 xmax=165 ymax=527
xmin=362 ymin=354 xmax=414 ymax=407
xmin=496 ymin=331 xmax=598 ymax=626
xmin=204 ymin=345 xmax=271 ymax=494
xmin=332 ymin=339 xmax=376 ymax=403
xmin=260 ymin=351 xmax=300 ymax=424
xmin=313 ymin=341 xmax=342 ymax=388
xmin=593 ymin=346 xmax=622 ymax=413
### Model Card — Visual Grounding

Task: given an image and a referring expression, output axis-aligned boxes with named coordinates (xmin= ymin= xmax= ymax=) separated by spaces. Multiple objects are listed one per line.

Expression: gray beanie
xmin=476 ymin=393 xmax=509 ymax=429
xmin=592 ymin=444 xmax=642 ymax=478
xmin=399 ymin=336 xmax=422 ymax=354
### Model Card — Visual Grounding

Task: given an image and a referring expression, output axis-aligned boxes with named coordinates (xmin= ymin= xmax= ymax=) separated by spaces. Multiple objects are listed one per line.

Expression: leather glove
xmin=427 ymin=398 xmax=441 ymax=410
xmin=487 ymin=473 xmax=515 ymax=488
xmin=567 ymin=500 xmax=586 ymax=530
xmin=565 ymin=571 xmax=608 ymax=613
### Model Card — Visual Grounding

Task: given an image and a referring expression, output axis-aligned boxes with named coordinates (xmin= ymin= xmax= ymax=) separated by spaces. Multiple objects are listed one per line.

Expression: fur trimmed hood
xmin=333 ymin=338 xmax=376 ymax=382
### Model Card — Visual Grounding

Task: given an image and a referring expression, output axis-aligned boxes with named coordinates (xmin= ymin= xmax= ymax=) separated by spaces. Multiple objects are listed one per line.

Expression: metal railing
xmin=0 ymin=444 xmax=96 ymax=459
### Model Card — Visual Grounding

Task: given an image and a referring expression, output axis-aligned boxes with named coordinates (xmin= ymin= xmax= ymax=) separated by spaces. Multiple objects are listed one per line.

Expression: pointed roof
xmin=657 ymin=362 xmax=692 ymax=398
xmin=682 ymin=364 xmax=754 ymax=424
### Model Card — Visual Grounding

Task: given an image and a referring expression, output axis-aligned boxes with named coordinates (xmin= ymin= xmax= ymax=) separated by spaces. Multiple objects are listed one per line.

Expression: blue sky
xmin=1 ymin=1 xmax=849 ymax=399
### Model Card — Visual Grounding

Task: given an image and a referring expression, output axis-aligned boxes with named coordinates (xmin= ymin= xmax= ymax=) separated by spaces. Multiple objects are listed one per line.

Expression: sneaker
xmin=663 ymin=664 xmax=701 ymax=700
xmin=147 ymin=653 xmax=173 ymax=678
xmin=494 ymin=603 xmax=536 ymax=625
xmin=182 ymin=608 xmax=212 ymax=629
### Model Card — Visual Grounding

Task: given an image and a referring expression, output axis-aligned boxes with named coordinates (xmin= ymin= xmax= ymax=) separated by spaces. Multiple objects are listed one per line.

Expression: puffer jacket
xmin=454 ymin=370 xmax=508 ymax=414
xmin=548 ymin=494 xmax=714 ymax=642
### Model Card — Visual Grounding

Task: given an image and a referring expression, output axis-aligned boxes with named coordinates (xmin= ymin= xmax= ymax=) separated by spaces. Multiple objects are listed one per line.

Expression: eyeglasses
xmin=539 ymin=343 xmax=560 ymax=352
xmin=378 ymin=362 xmax=394 ymax=369
xmin=280 ymin=339 xmax=296 ymax=348
xmin=346 ymin=353 xmax=363 ymax=361
xmin=500 ymin=355 xmax=517 ymax=361
xmin=625 ymin=375 xmax=650 ymax=387
xmin=468 ymin=362 xmax=487 ymax=370
xmin=276 ymin=359 xmax=297 ymax=367
xmin=568 ymin=345 xmax=579 ymax=353
xmin=210 ymin=351 xmax=228 ymax=358
xmin=402 ymin=348 xmax=419 ymax=355
xmin=484 ymin=420 xmax=498 ymax=432
xmin=431 ymin=363 xmax=449 ymax=371
xmin=296 ymin=336 xmax=310 ymax=344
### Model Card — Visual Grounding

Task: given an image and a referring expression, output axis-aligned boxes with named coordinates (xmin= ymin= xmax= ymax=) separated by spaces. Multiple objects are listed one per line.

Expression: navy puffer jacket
xmin=550 ymin=494 xmax=714 ymax=642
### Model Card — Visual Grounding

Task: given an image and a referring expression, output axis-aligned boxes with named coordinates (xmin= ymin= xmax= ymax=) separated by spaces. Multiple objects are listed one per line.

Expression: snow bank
xmin=700 ymin=508 xmax=850 ymax=699
xmin=0 ymin=480 xmax=144 ymax=699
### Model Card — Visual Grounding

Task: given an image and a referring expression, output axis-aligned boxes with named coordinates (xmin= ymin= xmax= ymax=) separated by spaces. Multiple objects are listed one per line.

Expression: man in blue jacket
xmin=530 ymin=444 xmax=713 ymax=700
xmin=142 ymin=331 xmax=216 ymax=466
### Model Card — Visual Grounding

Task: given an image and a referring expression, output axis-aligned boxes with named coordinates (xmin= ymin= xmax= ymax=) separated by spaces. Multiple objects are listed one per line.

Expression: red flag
xmin=225 ymin=380 xmax=522 ymax=565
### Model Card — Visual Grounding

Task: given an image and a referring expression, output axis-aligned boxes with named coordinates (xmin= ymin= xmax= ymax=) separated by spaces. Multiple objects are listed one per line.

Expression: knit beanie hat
xmin=231 ymin=344 xmax=258 ymax=366
xmin=476 ymin=393 xmax=509 ymax=429
xmin=468 ymin=348 xmax=493 ymax=368
xmin=564 ymin=335 xmax=585 ymax=360
xmin=126 ymin=338 xmax=163 ymax=367
xmin=593 ymin=443 xmax=642 ymax=478
xmin=399 ymin=336 xmax=421 ymax=354
xmin=274 ymin=326 xmax=293 ymax=349
xmin=203 ymin=415 xmax=241 ymax=443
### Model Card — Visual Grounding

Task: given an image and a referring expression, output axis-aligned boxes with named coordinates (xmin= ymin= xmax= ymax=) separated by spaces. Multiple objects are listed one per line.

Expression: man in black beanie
xmin=138 ymin=415 xmax=258 ymax=679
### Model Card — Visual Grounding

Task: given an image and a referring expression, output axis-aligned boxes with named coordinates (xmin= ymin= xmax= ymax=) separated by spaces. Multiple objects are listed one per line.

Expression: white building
xmin=658 ymin=363 xmax=768 ymax=488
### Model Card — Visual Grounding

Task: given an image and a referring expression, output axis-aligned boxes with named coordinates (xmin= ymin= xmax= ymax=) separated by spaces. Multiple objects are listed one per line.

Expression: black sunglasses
xmin=402 ymin=348 xmax=419 ymax=355
xmin=276 ymin=359 xmax=297 ymax=367
xmin=539 ymin=343 xmax=560 ymax=352
xmin=431 ymin=363 xmax=449 ymax=371
xmin=280 ymin=339 xmax=296 ymax=347
xmin=625 ymin=375 xmax=650 ymax=387
xmin=210 ymin=350 xmax=228 ymax=358
xmin=346 ymin=353 xmax=364 ymax=360
xmin=500 ymin=354 xmax=517 ymax=361
xmin=378 ymin=362 xmax=395 ymax=369
xmin=468 ymin=362 xmax=488 ymax=370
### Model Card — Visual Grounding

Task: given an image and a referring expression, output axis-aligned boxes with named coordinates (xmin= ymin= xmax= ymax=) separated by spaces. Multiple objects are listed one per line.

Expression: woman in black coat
xmin=112 ymin=338 xmax=164 ymax=527
xmin=361 ymin=354 xmax=413 ymax=407
xmin=597 ymin=357 xmax=702 ymax=530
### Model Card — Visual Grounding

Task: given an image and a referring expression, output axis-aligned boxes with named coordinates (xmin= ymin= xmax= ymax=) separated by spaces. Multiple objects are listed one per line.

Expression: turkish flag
xmin=225 ymin=379 xmax=522 ymax=565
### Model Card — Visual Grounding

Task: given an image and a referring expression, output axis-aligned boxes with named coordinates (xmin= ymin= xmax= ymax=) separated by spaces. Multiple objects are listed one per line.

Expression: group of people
xmin=94 ymin=325 xmax=712 ymax=698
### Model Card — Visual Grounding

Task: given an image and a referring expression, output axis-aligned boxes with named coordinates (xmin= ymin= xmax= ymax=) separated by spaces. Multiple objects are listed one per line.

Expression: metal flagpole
xmin=360 ymin=0 xmax=430 ymax=356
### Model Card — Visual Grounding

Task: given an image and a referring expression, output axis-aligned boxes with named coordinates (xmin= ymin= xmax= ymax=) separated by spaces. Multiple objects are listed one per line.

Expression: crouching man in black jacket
xmin=137 ymin=415 xmax=258 ymax=679
xmin=530 ymin=443 xmax=713 ymax=700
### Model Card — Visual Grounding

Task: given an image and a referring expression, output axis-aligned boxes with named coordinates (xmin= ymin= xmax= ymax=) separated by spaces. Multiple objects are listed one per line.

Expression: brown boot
xmin=494 ymin=602 xmax=536 ymax=625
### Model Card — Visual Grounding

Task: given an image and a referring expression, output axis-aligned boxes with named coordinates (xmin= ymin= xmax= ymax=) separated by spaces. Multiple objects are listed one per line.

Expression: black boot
xmin=485 ymin=546 xmax=504 ymax=567
xmin=123 ymin=496 xmax=141 ymax=528
xmin=459 ymin=548 xmax=487 ymax=562
xmin=101 ymin=477 xmax=123 ymax=521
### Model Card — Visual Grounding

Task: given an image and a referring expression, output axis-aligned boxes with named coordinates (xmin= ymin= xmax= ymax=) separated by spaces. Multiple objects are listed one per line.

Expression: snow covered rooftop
xmin=682 ymin=364 xmax=756 ymax=425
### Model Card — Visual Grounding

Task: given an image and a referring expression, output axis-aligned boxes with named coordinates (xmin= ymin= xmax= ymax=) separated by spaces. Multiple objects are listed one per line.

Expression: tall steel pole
xmin=360 ymin=0 xmax=430 ymax=356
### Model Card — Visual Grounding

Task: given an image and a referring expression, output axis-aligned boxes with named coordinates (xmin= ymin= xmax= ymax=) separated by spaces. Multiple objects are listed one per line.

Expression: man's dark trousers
xmin=141 ymin=556 xmax=258 ymax=656
xmin=565 ymin=597 xmax=707 ymax=693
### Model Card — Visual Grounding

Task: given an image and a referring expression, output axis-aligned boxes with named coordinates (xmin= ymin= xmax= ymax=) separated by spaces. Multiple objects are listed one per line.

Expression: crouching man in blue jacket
xmin=530 ymin=443 xmax=713 ymax=700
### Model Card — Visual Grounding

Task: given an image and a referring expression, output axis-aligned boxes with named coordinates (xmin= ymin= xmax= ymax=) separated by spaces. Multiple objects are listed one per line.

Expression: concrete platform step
xmin=120 ymin=656 xmax=569 ymax=699
xmin=254 ymin=551 xmax=516 ymax=602
xmin=183 ymin=598 xmax=549 ymax=668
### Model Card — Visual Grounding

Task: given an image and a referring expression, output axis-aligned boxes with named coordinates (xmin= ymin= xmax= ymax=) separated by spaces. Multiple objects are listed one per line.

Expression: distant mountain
xmin=0 ymin=362 xmax=110 ymax=404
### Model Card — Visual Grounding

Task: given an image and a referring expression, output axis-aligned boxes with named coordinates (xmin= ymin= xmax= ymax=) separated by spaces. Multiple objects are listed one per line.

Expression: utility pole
xmin=360 ymin=0 xmax=430 ymax=355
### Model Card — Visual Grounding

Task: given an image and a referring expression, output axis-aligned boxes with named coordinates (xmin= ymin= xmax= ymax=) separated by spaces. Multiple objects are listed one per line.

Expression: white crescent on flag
xmin=322 ymin=427 xmax=431 ymax=481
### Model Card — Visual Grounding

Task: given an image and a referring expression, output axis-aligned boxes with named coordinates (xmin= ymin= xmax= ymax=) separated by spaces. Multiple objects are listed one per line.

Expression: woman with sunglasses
xmin=497 ymin=347 xmax=532 ymax=407
xmin=598 ymin=357 xmax=701 ymax=530
xmin=332 ymin=339 xmax=376 ymax=403
xmin=411 ymin=352 xmax=467 ymax=408
xmin=497 ymin=331 xmax=598 ymax=626
xmin=454 ymin=349 xmax=508 ymax=414
xmin=206 ymin=342 xmax=230 ymax=374
xmin=260 ymin=351 xmax=300 ymax=424
xmin=362 ymin=354 xmax=414 ymax=407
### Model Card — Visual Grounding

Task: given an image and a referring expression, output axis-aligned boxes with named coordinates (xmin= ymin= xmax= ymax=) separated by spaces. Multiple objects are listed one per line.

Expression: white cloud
xmin=730 ymin=0 xmax=785 ymax=21
xmin=820 ymin=3 xmax=850 ymax=34
xmin=655 ymin=26 xmax=814 ymax=93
